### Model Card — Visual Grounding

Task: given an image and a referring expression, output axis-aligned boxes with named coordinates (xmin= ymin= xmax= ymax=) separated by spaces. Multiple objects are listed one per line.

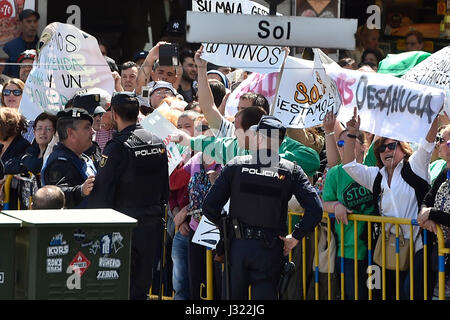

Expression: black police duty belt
xmin=231 ymin=218 xmax=280 ymax=248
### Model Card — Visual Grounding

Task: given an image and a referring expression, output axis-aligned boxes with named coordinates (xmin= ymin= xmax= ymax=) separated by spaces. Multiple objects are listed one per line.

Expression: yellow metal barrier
xmin=2 ymin=175 xmax=13 ymax=210
xmin=287 ymin=211 xmax=448 ymax=301
xmin=151 ymin=210 xmax=449 ymax=301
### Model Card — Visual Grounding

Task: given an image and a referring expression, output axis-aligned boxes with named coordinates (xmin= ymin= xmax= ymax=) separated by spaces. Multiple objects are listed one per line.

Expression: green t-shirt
xmin=430 ymin=159 xmax=447 ymax=183
xmin=190 ymin=135 xmax=320 ymax=177
xmin=322 ymin=163 xmax=376 ymax=260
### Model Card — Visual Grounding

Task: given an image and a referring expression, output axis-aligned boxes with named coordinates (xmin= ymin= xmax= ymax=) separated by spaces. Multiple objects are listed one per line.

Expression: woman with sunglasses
xmin=342 ymin=107 xmax=439 ymax=300
xmin=322 ymin=124 xmax=377 ymax=300
xmin=1 ymin=78 xmax=24 ymax=109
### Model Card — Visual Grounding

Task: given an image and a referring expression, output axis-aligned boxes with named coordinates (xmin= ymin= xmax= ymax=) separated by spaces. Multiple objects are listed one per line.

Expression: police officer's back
xmin=41 ymin=108 xmax=96 ymax=208
xmin=87 ymin=92 xmax=169 ymax=300
xmin=202 ymin=116 xmax=323 ymax=300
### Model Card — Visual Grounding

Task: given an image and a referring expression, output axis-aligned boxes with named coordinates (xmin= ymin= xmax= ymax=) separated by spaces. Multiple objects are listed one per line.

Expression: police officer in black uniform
xmin=202 ymin=115 xmax=323 ymax=300
xmin=87 ymin=92 xmax=169 ymax=300
xmin=41 ymin=108 xmax=96 ymax=208
xmin=71 ymin=92 xmax=106 ymax=168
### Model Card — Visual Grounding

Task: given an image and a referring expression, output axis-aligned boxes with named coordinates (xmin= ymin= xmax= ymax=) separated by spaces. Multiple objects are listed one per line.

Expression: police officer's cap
xmin=111 ymin=91 xmax=139 ymax=108
xmin=249 ymin=115 xmax=286 ymax=140
xmin=72 ymin=93 xmax=106 ymax=116
xmin=57 ymin=108 xmax=93 ymax=125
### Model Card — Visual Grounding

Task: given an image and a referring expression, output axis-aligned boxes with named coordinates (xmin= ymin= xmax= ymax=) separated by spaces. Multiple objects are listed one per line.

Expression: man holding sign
xmin=88 ymin=92 xmax=169 ymax=300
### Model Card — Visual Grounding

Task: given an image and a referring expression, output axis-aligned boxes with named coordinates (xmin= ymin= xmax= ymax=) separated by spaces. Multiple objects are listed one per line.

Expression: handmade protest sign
xmin=272 ymin=54 xmax=341 ymax=128
xmin=192 ymin=0 xmax=285 ymax=74
xmin=320 ymin=58 xmax=446 ymax=144
xmin=19 ymin=22 xmax=114 ymax=121
xmin=140 ymin=106 xmax=183 ymax=175
xmin=224 ymin=71 xmax=279 ymax=117
xmin=402 ymin=46 xmax=450 ymax=116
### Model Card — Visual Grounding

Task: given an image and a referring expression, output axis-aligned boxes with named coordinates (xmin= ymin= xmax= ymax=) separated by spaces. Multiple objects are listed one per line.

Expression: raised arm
xmin=194 ymin=45 xmax=224 ymax=130
xmin=135 ymin=42 xmax=166 ymax=95
xmin=343 ymin=107 xmax=360 ymax=165
xmin=323 ymin=111 xmax=340 ymax=167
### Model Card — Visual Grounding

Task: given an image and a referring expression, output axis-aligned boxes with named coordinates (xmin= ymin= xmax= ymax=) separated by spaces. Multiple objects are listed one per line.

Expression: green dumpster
xmin=1 ymin=209 xmax=137 ymax=300
xmin=0 ymin=214 xmax=22 ymax=299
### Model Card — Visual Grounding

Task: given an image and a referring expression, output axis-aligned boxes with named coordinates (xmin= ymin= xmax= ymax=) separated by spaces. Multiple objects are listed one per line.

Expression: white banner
xmin=224 ymin=71 xmax=279 ymax=117
xmin=402 ymin=46 xmax=450 ymax=116
xmin=272 ymin=55 xmax=341 ymax=128
xmin=140 ymin=107 xmax=183 ymax=175
xmin=192 ymin=0 xmax=285 ymax=74
xmin=321 ymin=60 xmax=446 ymax=144
xmin=19 ymin=22 xmax=114 ymax=121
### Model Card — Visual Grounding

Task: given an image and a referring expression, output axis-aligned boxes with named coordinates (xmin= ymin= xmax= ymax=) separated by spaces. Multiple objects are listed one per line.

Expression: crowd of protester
xmin=0 ymin=9 xmax=449 ymax=300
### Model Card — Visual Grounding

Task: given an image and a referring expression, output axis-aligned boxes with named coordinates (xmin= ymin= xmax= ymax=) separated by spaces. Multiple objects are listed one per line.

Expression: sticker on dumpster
xmin=0 ymin=272 xmax=4 ymax=284
xmin=73 ymin=229 xmax=86 ymax=242
xmin=111 ymin=232 xmax=124 ymax=253
xmin=96 ymin=270 xmax=119 ymax=280
xmin=89 ymin=240 xmax=100 ymax=255
xmin=69 ymin=251 xmax=91 ymax=277
xmin=47 ymin=258 xmax=63 ymax=273
xmin=101 ymin=235 xmax=111 ymax=255
xmin=47 ymin=233 xmax=69 ymax=257
xmin=98 ymin=257 xmax=121 ymax=269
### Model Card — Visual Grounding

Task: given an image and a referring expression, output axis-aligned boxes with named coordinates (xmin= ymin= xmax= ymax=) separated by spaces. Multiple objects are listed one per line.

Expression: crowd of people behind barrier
xmin=0 ymin=9 xmax=449 ymax=300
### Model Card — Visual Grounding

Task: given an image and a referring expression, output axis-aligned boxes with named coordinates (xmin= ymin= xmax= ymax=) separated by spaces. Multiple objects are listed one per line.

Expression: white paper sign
xmin=19 ymin=22 xmax=114 ymax=121
xmin=192 ymin=215 xmax=220 ymax=250
xmin=322 ymin=61 xmax=446 ymax=144
xmin=402 ymin=46 xmax=450 ymax=116
xmin=272 ymin=55 xmax=341 ymax=128
xmin=192 ymin=0 xmax=285 ymax=74
xmin=140 ymin=108 xmax=183 ymax=175
xmin=225 ymin=71 xmax=279 ymax=117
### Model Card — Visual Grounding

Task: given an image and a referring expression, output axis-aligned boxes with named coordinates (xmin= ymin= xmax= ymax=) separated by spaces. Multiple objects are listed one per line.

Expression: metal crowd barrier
xmin=286 ymin=211 xmax=449 ymax=301
xmin=128 ymin=209 xmax=450 ymax=301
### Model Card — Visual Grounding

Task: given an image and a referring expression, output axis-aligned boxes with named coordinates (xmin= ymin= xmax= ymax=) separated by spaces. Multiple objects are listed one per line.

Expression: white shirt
xmin=216 ymin=117 xmax=236 ymax=138
xmin=342 ymin=140 xmax=435 ymax=251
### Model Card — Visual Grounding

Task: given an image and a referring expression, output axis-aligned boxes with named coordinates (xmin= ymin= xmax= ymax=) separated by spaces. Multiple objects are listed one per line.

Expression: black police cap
xmin=72 ymin=93 xmax=106 ymax=116
xmin=111 ymin=91 xmax=139 ymax=107
xmin=57 ymin=108 xmax=93 ymax=124
xmin=249 ymin=115 xmax=286 ymax=140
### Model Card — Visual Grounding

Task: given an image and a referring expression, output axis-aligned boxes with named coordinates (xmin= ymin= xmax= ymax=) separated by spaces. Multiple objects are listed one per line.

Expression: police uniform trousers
xmin=228 ymin=237 xmax=284 ymax=300
xmin=129 ymin=215 xmax=162 ymax=300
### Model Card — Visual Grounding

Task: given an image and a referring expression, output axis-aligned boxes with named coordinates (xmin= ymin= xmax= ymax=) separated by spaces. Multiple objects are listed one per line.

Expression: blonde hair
xmin=158 ymin=108 xmax=182 ymax=127
xmin=158 ymin=96 xmax=187 ymax=112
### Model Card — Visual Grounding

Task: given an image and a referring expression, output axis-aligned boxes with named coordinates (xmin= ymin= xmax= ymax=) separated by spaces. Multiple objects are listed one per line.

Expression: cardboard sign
xmin=19 ymin=22 xmax=114 ymax=121
xmin=140 ymin=107 xmax=183 ymax=175
xmin=272 ymin=54 xmax=341 ymax=128
xmin=319 ymin=55 xmax=446 ymax=144
xmin=192 ymin=0 xmax=285 ymax=74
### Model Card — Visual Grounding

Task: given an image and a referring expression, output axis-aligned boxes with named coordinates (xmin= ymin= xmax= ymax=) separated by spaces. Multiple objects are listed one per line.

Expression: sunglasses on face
xmin=436 ymin=135 xmax=445 ymax=143
xmin=3 ymin=89 xmax=23 ymax=96
xmin=379 ymin=142 xmax=397 ymax=153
